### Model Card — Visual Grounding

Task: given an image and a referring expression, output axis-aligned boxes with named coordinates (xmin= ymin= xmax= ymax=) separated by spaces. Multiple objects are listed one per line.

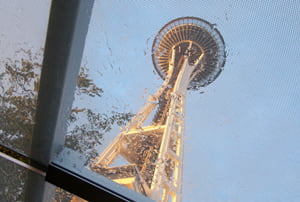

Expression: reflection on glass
xmin=59 ymin=1 xmax=300 ymax=202
xmin=0 ymin=156 xmax=28 ymax=201
xmin=65 ymin=66 xmax=134 ymax=162
xmin=55 ymin=187 xmax=87 ymax=202
xmin=0 ymin=1 xmax=51 ymax=155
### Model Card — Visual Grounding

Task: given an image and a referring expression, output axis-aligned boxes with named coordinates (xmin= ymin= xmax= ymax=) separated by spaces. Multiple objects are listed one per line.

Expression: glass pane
xmin=0 ymin=154 xmax=64 ymax=202
xmin=0 ymin=1 xmax=51 ymax=154
xmin=55 ymin=187 xmax=87 ymax=202
xmin=56 ymin=1 xmax=300 ymax=202
xmin=0 ymin=156 xmax=28 ymax=201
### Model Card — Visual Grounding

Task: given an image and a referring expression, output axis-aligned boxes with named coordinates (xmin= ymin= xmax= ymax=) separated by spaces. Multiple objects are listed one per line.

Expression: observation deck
xmin=152 ymin=17 xmax=226 ymax=90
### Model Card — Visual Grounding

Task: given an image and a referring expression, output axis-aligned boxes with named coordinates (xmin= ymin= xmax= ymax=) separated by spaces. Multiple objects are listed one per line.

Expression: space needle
xmin=91 ymin=17 xmax=226 ymax=202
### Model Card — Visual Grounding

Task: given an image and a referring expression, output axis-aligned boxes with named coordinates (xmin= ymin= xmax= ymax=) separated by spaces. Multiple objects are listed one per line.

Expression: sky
xmin=82 ymin=1 xmax=300 ymax=202
xmin=1 ymin=1 xmax=299 ymax=202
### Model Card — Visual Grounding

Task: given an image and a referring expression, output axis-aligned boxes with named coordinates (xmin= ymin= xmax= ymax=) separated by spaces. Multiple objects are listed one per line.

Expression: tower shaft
xmin=91 ymin=46 xmax=201 ymax=202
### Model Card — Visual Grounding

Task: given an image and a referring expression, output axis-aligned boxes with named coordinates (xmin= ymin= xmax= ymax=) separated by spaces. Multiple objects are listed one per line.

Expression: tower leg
xmin=91 ymin=48 xmax=201 ymax=202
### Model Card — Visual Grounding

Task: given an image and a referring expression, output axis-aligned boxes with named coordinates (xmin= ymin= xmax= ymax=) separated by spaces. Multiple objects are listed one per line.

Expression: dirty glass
xmin=54 ymin=186 xmax=87 ymax=202
xmin=0 ymin=155 xmax=39 ymax=202
xmin=0 ymin=0 xmax=51 ymax=155
xmin=0 ymin=154 xmax=62 ymax=202
xmin=0 ymin=156 xmax=28 ymax=201
xmin=57 ymin=1 xmax=300 ymax=202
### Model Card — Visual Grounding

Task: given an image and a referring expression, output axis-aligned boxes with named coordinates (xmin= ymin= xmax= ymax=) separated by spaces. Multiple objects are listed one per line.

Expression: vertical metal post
xmin=25 ymin=0 xmax=94 ymax=201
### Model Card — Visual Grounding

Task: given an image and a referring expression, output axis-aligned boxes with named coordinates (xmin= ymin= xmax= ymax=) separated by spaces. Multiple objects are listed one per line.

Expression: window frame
xmin=22 ymin=0 xmax=153 ymax=201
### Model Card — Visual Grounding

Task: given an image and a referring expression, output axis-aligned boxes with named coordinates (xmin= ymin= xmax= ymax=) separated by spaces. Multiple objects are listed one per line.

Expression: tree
xmin=66 ymin=109 xmax=133 ymax=160
xmin=0 ymin=49 xmax=42 ymax=155
xmin=0 ymin=49 xmax=134 ymax=202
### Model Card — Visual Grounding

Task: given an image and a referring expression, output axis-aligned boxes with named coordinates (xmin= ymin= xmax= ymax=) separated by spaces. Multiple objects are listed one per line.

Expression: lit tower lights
xmin=91 ymin=17 xmax=226 ymax=202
